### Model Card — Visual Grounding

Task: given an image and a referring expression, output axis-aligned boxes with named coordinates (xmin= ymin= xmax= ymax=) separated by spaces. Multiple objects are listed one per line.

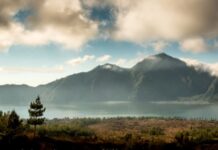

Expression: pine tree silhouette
xmin=7 ymin=110 xmax=22 ymax=136
xmin=28 ymin=96 xmax=46 ymax=137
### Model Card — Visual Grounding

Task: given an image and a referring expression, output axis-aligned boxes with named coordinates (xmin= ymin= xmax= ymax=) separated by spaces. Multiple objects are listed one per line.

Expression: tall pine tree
xmin=28 ymin=96 xmax=46 ymax=137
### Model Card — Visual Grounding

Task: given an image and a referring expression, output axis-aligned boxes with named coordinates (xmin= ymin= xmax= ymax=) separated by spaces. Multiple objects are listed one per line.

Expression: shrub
xmin=175 ymin=131 xmax=190 ymax=145
xmin=149 ymin=127 xmax=164 ymax=136
xmin=38 ymin=124 xmax=95 ymax=138
xmin=124 ymin=133 xmax=132 ymax=142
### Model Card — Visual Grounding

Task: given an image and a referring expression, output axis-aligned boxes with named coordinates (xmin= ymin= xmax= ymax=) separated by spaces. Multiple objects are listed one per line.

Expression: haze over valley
xmin=0 ymin=0 xmax=218 ymax=119
xmin=2 ymin=1 xmax=218 ymax=149
xmin=0 ymin=53 xmax=217 ymax=119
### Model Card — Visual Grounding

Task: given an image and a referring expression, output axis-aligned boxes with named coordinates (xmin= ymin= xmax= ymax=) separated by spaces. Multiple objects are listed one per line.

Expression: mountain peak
xmin=133 ymin=53 xmax=186 ymax=71
xmin=96 ymin=63 xmax=126 ymax=72
xmin=143 ymin=53 xmax=176 ymax=62
xmin=155 ymin=52 xmax=171 ymax=58
xmin=101 ymin=63 xmax=116 ymax=68
xmin=148 ymin=52 xmax=178 ymax=59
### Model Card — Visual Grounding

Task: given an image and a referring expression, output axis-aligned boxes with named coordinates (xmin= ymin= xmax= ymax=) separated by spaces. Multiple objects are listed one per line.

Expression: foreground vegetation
xmin=1 ymin=113 xmax=218 ymax=150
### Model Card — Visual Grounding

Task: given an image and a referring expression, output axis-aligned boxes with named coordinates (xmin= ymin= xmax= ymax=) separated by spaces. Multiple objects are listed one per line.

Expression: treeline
xmin=0 ymin=96 xmax=46 ymax=149
xmin=0 ymin=96 xmax=45 ymax=137
xmin=0 ymin=110 xmax=23 ymax=138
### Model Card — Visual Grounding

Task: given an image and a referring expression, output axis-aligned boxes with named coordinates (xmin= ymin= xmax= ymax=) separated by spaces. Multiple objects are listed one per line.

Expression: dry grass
xmin=3 ymin=117 xmax=218 ymax=149
xmin=86 ymin=118 xmax=218 ymax=143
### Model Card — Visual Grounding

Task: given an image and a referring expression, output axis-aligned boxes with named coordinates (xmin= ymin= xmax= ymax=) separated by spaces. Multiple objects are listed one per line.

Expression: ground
xmin=2 ymin=117 xmax=218 ymax=149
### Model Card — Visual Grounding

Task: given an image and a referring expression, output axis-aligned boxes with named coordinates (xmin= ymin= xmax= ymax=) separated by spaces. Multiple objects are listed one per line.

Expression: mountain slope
xmin=201 ymin=78 xmax=218 ymax=102
xmin=133 ymin=53 xmax=187 ymax=72
xmin=131 ymin=53 xmax=214 ymax=101
xmin=0 ymin=53 xmax=216 ymax=105
xmin=0 ymin=84 xmax=36 ymax=105
xmin=37 ymin=64 xmax=133 ymax=104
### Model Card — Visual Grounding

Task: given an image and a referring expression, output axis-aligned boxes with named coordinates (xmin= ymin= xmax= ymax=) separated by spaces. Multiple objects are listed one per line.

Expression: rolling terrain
xmin=0 ymin=53 xmax=216 ymax=105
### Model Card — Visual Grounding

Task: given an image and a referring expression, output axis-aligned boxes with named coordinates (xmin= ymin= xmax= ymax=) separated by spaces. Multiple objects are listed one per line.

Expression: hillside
xmin=0 ymin=53 xmax=216 ymax=105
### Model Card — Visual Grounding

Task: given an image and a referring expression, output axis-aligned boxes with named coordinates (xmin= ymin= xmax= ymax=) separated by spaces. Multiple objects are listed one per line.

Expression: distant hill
xmin=0 ymin=84 xmax=35 ymax=105
xmin=0 ymin=53 xmax=216 ymax=105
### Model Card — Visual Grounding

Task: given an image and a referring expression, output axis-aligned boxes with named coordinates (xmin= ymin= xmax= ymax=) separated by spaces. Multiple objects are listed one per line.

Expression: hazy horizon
xmin=0 ymin=0 xmax=218 ymax=86
xmin=0 ymin=0 xmax=218 ymax=118
xmin=1 ymin=1 xmax=218 ymax=149
xmin=0 ymin=52 xmax=216 ymax=87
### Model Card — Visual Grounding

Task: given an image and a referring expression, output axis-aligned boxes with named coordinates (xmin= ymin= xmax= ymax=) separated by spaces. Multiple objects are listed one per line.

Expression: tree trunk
xmin=34 ymin=125 xmax=36 ymax=138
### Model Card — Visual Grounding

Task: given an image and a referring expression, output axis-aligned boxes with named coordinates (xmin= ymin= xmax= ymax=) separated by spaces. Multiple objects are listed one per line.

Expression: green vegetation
xmin=175 ymin=127 xmax=218 ymax=144
xmin=0 ymin=103 xmax=218 ymax=149
xmin=27 ymin=96 xmax=46 ymax=137
xmin=37 ymin=122 xmax=96 ymax=138
xmin=149 ymin=127 xmax=165 ymax=136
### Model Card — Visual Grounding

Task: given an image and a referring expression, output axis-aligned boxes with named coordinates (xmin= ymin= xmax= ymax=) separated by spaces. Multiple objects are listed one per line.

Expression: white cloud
xmin=214 ymin=41 xmax=218 ymax=48
xmin=209 ymin=63 xmax=218 ymax=77
xmin=181 ymin=58 xmax=202 ymax=67
xmin=180 ymin=38 xmax=208 ymax=53
xmin=110 ymin=0 xmax=218 ymax=53
xmin=151 ymin=41 xmax=168 ymax=52
xmin=0 ymin=65 xmax=64 ymax=73
xmin=96 ymin=55 xmax=111 ymax=62
xmin=114 ymin=54 xmax=218 ymax=77
xmin=115 ymin=52 xmax=147 ymax=68
xmin=66 ymin=55 xmax=95 ymax=67
xmin=115 ymin=58 xmax=127 ymax=66
xmin=0 ymin=0 xmax=98 ymax=52
xmin=181 ymin=58 xmax=218 ymax=76
xmin=1 ymin=0 xmax=218 ymax=54
xmin=0 ymin=41 xmax=11 ymax=53
xmin=115 ymin=57 xmax=142 ymax=67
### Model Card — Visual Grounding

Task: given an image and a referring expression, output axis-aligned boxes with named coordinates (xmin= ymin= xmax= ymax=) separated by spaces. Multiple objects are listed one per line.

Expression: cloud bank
xmin=1 ymin=0 xmax=218 ymax=53
xmin=81 ymin=0 xmax=218 ymax=52
xmin=0 ymin=0 xmax=98 ymax=51
xmin=0 ymin=65 xmax=64 ymax=73
xmin=113 ymin=0 xmax=218 ymax=41
xmin=96 ymin=55 xmax=111 ymax=62
xmin=111 ymin=0 xmax=218 ymax=53
xmin=181 ymin=58 xmax=218 ymax=76
xmin=66 ymin=55 xmax=95 ymax=66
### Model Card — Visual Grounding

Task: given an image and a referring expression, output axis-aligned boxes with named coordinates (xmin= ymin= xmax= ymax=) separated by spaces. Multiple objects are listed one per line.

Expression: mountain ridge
xmin=0 ymin=53 xmax=217 ymax=105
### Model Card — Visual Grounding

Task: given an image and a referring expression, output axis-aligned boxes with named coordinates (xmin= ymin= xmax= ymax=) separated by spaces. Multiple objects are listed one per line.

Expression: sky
xmin=0 ymin=0 xmax=218 ymax=86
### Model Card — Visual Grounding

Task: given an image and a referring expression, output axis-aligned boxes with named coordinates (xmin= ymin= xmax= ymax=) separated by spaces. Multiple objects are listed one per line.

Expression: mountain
xmin=133 ymin=53 xmax=187 ymax=72
xmin=201 ymin=78 xmax=218 ymax=102
xmin=0 ymin=84 xmax=35 ymax=105
xmin=131 ymin=53 xmax=214 ymax=101
xmin=0 ymin=53 xmax=216 ymax=105
xmin=37 ymin=63 xmax=133 ymax=104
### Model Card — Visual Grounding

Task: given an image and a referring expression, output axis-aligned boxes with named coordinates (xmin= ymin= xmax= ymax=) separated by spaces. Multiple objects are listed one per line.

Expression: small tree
xmin=7 ymin=110 xmax=22 ymax=130
xmin=5 ymin=110 xmax=23 ymax=143
xmin=28 ymin=96 xmax=46 ymax=137
xmin=0 ymin=111 xmax=23 ymax=144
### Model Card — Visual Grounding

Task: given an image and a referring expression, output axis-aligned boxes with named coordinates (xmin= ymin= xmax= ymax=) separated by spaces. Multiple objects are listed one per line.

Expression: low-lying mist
xmin=1 ymin=101 xmax=217 ymax=119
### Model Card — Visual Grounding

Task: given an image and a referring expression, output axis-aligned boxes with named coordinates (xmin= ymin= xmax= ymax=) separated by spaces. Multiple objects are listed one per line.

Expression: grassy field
xmin=2 ymin=116 xmax=218 ymax=149
xmin=28 ymin=117 xmax=218 ymax=149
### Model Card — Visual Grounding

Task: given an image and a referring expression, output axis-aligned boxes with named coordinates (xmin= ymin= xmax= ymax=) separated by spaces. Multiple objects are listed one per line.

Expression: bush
xmin=38 ymin=128 xmax=47 ymax=137
xmin=38 ymin=124 xmax=95 ymax=138
xmin=149 ymin=127 xmax=164 ymax=136
xmin=175 ymin=131 xmax=190 ymax=145
xmin=0 ymin=111 xmax=23 ymax=138
xmin=124 ymin=133 xmax=132 ymax=142
xmin=174 ymin=127 xmax=218 ymax=145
